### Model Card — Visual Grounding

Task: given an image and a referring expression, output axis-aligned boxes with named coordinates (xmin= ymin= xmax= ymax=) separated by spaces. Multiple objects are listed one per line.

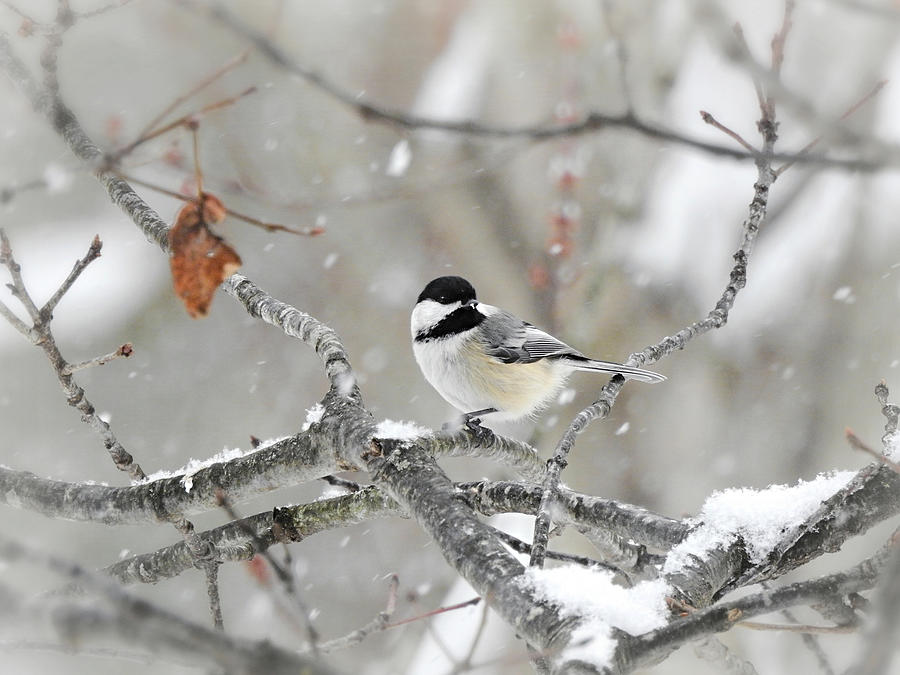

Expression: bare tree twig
xmin=384 ymin=596 xmax=481 ymax=629
xmin=43 ymin=233 xmax=103 ymax=315
xmin=611 ymin=541 xmax=893 ymax=673
xmin=103 ymin=486 xmax=399 ymax=585
xmin=0 ymin=434 xmax=337 ymax=524
xmin=129 ymin=49 xmax=249 ymax=151
xmin=176 ymin=0 xmax=885 ymax=172
xmin=217 ymin=490 xmax=320 ymax=652
xmin=224 ymin=275 xmax=355 ymax=392
xmin=846 ymin=428 xmax=900 ymax=473
xmin=700 ymin=110 xmax=758 ymax=153
xmin=0 ymin=230 xmax=146 ymax=480
xmin=116 ymin=86 xmax=257 ymax=160
xmin=846 ymin=532 xmax=900 ymax=675
xmin=528 ymin=82 xmax=780 ymax=569
xmin=775 ymin=79 xmax=887 ymax=176
xmin=737 ymin=621 xmax=854 ymax=634
xmin=62 ymin=342 xmax=133 ymax=374
xmin=171 ymin=516 xmax=224 ymax=630
xmin=115 ymin=173 xmax=324 ymax=237
xmin=0 ymin=535 xmax=339 ymax=675
xmin=768 ymin=594 xmax=837 ymax=675
xmin=316 ymin=575 xmax=399 ymax=654
xmin=451 ymin=594 xmax=491 ymax=674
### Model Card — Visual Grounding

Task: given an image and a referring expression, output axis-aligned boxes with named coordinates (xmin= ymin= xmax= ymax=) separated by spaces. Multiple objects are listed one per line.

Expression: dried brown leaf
xmin=168 ymin=194 xmax=241 ymax=318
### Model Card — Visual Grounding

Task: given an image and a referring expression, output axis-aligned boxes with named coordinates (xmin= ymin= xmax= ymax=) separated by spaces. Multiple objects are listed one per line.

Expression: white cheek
xmin=475 ymin=303 xmax=499 ymax=317
xmin=410 ymin=300 xmax=460 ymax=336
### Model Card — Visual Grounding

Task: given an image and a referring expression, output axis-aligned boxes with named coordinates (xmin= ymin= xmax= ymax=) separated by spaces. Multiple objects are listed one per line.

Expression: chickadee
xmin=411 ymin=276 xmax=665 ymax=423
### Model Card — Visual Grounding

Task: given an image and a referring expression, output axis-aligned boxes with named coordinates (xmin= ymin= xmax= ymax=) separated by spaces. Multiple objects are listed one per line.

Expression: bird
xmin=410 ymin=276 xmax=665 ymax=425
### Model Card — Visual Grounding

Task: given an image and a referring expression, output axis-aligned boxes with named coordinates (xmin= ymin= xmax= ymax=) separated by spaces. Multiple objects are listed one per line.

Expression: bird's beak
xmin=465 ymin=299 xmax=477 ymax=306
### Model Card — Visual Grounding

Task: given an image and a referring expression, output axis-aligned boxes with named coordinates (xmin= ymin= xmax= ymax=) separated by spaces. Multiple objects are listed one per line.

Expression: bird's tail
xmin=565 ymin=357 xmax=666 ymax=384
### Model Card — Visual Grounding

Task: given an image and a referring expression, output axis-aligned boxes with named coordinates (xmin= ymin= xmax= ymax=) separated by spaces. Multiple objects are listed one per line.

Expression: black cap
xmin=417 ymin=276 xmax=477 ymax=305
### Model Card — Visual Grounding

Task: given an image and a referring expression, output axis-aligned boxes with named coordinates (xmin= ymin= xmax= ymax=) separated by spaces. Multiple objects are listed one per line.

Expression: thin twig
xmin=600 ymin=0 xmax=634 ymax=114
xmin=0 ymin=229 xmax=40 ymax=320
xmin=62 ymin=343 xmax=133 ymax=375
xmin=315 ymin=575 xmax=399 ymax=654
xmin=488 ymin=524 xmax=623 ymax=576
xmin=118 ymin=173 xmax=324 ymax=237
xmin=203 ymin=563 xmax=224 ymax=631
xmin=771 ymin=0 xmax=795 ymax=77
xmin=41 ymin=234 xmax=102 ymax=316
xmin=131 ymin=49 xmax=249 ymax=147
xmin=767 ymin=589 xmax=836 ymax=675
xmin=451 ymin=595 xmax=490 ymax=674
xmin=384 ymin=596 xmax=481 ymax=629
xmin=738 ymin=621 xmax=855 ymax=634
xmin=528 ymin=4 xmax=785 ymax=571
xmin=115 ymin=86 xmax=256 ymax=159
xmin=775 ymin=80 xmax=887 ymax=176
xmin=700 ymin=110 xmax=758 ymax=154
xmin=216 ymin=490 xmax=320 ymax=654
xmin=179 ymin=0 xmax=885 ymax=172
xmin=171 ymin=517 xmax=223 ymax=630
xmin=846 ymin=428 xmax=900 ymax=474
xmin=0 ymin=231 xmax=146 ymax=480
xmin=732 ymin=23 xmax=768 ymax=118
xmin=190 ymin=123 xmax=203 ymax=199
xmin=0 ymin=298 xmax=32 ymax=336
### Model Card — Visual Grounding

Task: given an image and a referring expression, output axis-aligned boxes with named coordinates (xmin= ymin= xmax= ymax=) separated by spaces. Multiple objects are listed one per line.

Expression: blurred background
xmin=1 ymin=0 xmax=899 ymax=672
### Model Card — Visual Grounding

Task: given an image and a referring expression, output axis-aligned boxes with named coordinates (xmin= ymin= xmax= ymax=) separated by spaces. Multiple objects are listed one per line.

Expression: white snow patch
xmin=664 ymin=471 xmax=856 ymax=573
xmin=524 ymin=566 xmax=670 ymax=669
xmin=386 ymin=139 xmax=412 ymax=177
xmin=335 ymin=371 xmax=357 ymax=396
xmin=323 ymin=252 xmax=339 ymax=269
xmin=319 ymin=485 xmax=351 ymax=499
xmin=615 ymin=422 xmax=630 ymax=436
xmin=374 ymin=419 xmax=431 ymax=440
xmin=302 ymin=403 xmax=325 ymax=431
xmin=139 ymin=437 xmax=286 ymax=490
xmin=832 ymin=286 xmax=856 ymax=304
xmin=43 ymin=163 xmax=73 ymax=193
xmin=557 ymin=388 xmax=576 ymax=405
xmin=885 ymin=431 xmax=900 ymax=461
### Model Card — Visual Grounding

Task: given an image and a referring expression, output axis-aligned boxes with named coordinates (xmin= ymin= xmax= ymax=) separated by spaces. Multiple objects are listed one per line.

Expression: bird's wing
xmin=481 ymin=313 xmax=583 ymax=364
xmin=480 ymin=311 xmax=666 ymax=382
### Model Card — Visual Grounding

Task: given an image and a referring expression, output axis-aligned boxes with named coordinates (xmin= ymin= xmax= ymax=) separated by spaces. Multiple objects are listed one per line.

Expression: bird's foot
xmin=463 ymin=416 xmax=495 ymax=445
xmin=440 ymin=409 xmax=496 ymax=444
xmin=460 ymin=408 xmax=497 ymax=444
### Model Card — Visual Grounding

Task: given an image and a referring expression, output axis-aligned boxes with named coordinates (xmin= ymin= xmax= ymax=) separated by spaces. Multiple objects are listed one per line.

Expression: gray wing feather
xmin=481 ymin=311 xmax=666 ymax=383
xmin=482 ymin=313 xmax=583 ymax=363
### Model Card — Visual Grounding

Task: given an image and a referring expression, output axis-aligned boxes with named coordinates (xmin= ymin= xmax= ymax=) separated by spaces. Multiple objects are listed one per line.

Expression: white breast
xmin=413 ymin=334 xmax=572 ymax=421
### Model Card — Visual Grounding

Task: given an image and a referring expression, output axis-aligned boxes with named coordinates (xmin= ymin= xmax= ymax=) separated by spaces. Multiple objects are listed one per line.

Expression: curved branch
xmin=613 ymin=545 xmax=892 ymax=674
xmin=104 ymin=486 xmax=400 ymax=584
xmin=664 ymin=462 xmax=900 ymax=608
xmin=0 ymin=434 xmax=337 ymax=524
xmin=460 ymin=481 xmax=687 ymax=551
xmin=425 ymin=429 xmax=545 ymax=481
xmin=224 ymin=275 xmax=354 ymax=391
xmin=0 ymin=536 xmax=339 ymax=675
xmin=180 ymin=0 xmax=885 ymax=172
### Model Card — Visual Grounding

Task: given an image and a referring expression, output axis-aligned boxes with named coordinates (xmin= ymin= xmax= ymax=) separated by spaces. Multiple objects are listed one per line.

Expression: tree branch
xmin=0 ymin=535 xmax=339 ymax=675
xmin=177 ymin=0 xmax=886 ymax=172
